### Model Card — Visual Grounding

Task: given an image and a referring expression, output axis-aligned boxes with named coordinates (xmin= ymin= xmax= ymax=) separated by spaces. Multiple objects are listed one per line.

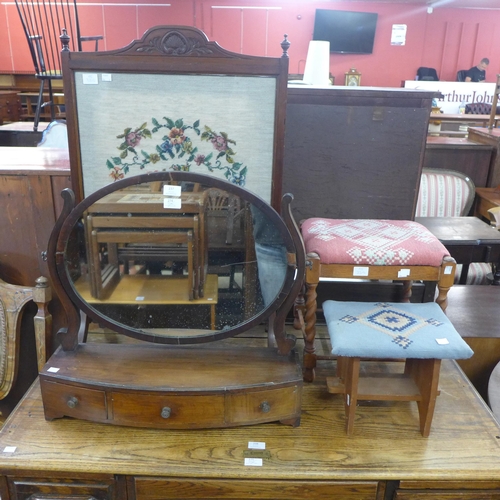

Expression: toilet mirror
xmin=52 ymin=171 xmax=300 ymax=345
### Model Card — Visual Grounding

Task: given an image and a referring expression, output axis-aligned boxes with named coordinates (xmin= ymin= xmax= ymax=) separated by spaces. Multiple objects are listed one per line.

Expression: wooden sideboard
xmin=0 ymin=147 xmax=70 ymax=412
xmin=468 ymin=127 xmax=500 ymax=187
xmin=424 ymin=136 xmax=494 ymax=188
xmin=1 ymin=356 xmax=500 ymax=500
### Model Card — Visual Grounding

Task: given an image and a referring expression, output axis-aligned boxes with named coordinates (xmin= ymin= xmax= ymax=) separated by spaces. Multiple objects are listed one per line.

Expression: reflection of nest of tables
xmin=85 ymin=190 xmax=208 ymax=301
xmin=75 ymin=274 xmax=218 ymax=329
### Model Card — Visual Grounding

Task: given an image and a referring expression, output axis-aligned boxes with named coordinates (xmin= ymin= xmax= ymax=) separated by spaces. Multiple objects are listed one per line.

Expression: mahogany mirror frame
xmin=47 ymin=171 xmax=305 ymax=354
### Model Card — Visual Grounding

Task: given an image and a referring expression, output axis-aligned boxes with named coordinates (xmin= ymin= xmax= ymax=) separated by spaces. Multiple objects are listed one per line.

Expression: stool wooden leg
xmin=405 ymin=358 xmax=441 ymax=437
xmin=344 ymin=357 xmax=360 ymax=435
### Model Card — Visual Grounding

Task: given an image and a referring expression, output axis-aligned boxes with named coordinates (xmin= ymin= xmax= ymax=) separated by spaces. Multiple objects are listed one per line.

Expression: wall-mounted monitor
xmin=313 ymin=9 xmax=378 ymax=55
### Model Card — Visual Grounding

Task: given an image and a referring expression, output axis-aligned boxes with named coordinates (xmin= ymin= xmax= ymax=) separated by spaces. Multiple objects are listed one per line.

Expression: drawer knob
xmin=260 ymin=401 xmax=271 ymax=413
xmin=67 ymin=397 xmax=78 ymax=409
xmin=161 ymin=406 xmax=172 ymax=419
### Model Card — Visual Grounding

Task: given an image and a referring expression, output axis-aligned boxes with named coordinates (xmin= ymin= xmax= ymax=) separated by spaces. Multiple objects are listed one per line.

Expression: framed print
xmin=62 ymin=26 xmax=290 ymax=210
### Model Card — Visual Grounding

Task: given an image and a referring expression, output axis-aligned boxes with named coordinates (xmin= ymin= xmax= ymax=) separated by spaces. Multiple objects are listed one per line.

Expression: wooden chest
xmin=0 ymin=91 xmax=21 ymax=124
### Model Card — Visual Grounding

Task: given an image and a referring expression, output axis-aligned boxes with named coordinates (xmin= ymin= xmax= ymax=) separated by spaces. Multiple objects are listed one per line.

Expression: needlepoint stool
xmin=296 ymin=218 xmax=456 ymax=382
xmin=323 ymin=300 xmax=473 ymax=437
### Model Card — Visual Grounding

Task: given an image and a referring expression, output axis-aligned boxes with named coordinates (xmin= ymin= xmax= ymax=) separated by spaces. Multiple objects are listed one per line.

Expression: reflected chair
xmin=0 ymin=276 xmax=51 ymax=400
xmin=457 ymin=70 xmax=468 ymax=82
xmin=15 ymin=0 xmax=102 ymax=132
xmin=295 ymin=217 xmax=456 ymax=382
xmin=416 ymin=168 xmax=492 ymax=285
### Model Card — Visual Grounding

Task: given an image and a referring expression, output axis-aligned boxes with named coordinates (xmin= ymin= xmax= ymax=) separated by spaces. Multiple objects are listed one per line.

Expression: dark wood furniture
xmin=41 ymin=171 xmax=306 ymax=430
xmin=415 ymin=216 xmax=500 ymax=284
xmin=447 ymin=285 xmax=500 ymax=402
xmin=468 ymin=127 xmax=500 ymax=187
xmin=424 ymin=136 xmax=494 ymax=188
xmin=3 ymin=357 xmax=500 ymax=499
xmin=0 ymin=91 xmax=21 ymax=125
xmin=283 ymin=86 xmax=439 ymax=222
xmin=475 ymin=186 xmax=500 ymax=221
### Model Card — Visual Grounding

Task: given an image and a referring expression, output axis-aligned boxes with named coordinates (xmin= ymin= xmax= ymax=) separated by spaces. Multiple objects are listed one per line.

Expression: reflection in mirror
xmin=63 ymin=180 xmax=289 ymax=336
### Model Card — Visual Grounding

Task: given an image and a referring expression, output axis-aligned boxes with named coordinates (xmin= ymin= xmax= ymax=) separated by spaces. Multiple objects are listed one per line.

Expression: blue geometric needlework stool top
xmin=323 ymin=301 xmax=473 ymax=360
xmin=322 ymin=300 xmax=473 ymax=437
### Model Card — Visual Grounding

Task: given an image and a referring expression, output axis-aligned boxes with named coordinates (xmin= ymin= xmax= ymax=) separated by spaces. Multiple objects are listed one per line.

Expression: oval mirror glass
xmin=57 ymin=172 xmax=296 ymax=343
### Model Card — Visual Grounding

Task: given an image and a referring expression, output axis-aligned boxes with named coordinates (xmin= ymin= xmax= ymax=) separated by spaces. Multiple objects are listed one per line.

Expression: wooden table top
xmin=0 ymin=359 xmax=499 ymax=481
xmin=0 ymin=146 xmax=70 ymax=174
xmin=415 ymin=216 xmax=500 ymax=244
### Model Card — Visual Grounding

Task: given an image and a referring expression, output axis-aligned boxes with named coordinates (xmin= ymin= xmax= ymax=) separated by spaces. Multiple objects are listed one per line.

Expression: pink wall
xmin=1 ymin=0 xmax=500 ymax=87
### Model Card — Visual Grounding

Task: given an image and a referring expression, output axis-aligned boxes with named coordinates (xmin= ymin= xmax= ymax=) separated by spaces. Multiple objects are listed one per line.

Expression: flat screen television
xmin=313 ymin=9 xmax=378 ymax=54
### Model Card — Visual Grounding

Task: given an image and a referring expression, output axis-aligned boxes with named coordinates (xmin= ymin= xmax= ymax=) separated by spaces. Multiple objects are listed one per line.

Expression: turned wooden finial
xmin=60 ymin=28 xmax=70 ymax=51
xmin=281 ymin=34 xmax=290 ymax=58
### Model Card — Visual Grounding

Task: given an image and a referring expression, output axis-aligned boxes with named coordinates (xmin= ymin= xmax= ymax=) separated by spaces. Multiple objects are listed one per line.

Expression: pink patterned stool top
xmin=301 ymin=219 xmax=450 ymax=266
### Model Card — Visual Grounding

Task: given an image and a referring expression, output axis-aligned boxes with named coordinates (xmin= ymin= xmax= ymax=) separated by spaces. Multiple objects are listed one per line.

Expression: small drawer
xmin=227 ymin=385 xmax=301 ymax=424
xmin=110 ymin=391 xmax=225 ymax=428
xmin=40 ymin=379 xmax=108 ymax=421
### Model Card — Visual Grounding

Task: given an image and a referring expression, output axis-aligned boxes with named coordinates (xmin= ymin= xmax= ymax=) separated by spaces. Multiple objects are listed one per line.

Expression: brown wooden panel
xmin=0 ymin=175 xmax=39 ymax=284
xmin=395 ymin=490 xmax=500 ymax=499
xmin=283 ymin=87 xmax=432 ymax=222
xmin=9 ymin=477 xmax=115 ymax=500
xmin=133 ymin=478 xmax=379 ymax=499
xmin=424 ymin=141 xmax=493 ymax=188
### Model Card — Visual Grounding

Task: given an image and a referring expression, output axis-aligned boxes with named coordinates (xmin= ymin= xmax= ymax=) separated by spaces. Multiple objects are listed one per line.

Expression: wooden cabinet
xmin=283 ymin=86 xmax=438 ymax=222
xmin=40 ymin=344 xmax=302 ymax=429
xmin=0 ymin=91 xmax=21 ymax=124
xmin=424 ymin=136 xmax=494 ymax=188
xmin=2 ymin=357 xmax=500 ymax=500
xmin=0 ymin=147 xmax=71 ymax=415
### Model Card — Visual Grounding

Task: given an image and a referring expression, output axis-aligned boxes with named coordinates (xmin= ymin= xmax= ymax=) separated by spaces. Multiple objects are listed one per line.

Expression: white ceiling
xmin=355 ymin=0 xmax=500 ymax=9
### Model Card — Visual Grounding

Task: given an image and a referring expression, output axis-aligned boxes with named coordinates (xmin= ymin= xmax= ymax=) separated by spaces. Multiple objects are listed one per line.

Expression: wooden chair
xmin=14 ymin=0 xmax=102 ymax=131
xmin=416 ymin=168 xmax=492 ymax=285
xmin=295 ymin=218 xmax=456 ymax=382
xmin=0 ymin=276 xmax=51 ymax=400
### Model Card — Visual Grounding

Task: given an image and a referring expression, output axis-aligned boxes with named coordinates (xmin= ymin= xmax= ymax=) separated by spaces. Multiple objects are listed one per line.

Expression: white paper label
xmin=353 ymin=267 xmax=369 ymax=277
xmin=244 ymin=458 xmax=263 ymax=466
xmin=3 ymin=446 xmax=16 ymax=453
xmin=47 ymin=367 xmax=60 ymax=373
xmin=248 ymin=441 xmax=266 ymax=449
xmin=436 ymin=338 xmax=450 ymax=345
xmin=444 ymin=265 xmax=453 ymax=275
xmin=164 ymin=198 xmax=182 ymax=209
xmin=163 ymin=185 xmax=182 ymax=197
xmin=398 ymin=269 xmax=411 ymax=278
xmin=101 ymin=73 xmax=112 ymax=82
xmin=135 ymin=296 xmax=145 ymax=301
xmin=82 ymin=73 xmax=99 ymax=85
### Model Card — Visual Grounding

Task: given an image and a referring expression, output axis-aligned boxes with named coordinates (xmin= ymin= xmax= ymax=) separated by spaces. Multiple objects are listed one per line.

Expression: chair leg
xmin=303 ymin=280 xmax=318 ymax=382
xmin=34 ymin=79 xmax=45 ymax=132
xmin=435 ymin=258 xmax=456 ymax=312
xmin=302 ymin=254 xmax=320 ymax=383
xmin=47 ymin=79 xmax=55 ymax=122
xmin=405 ymin=358 xmax=441 ymax=437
